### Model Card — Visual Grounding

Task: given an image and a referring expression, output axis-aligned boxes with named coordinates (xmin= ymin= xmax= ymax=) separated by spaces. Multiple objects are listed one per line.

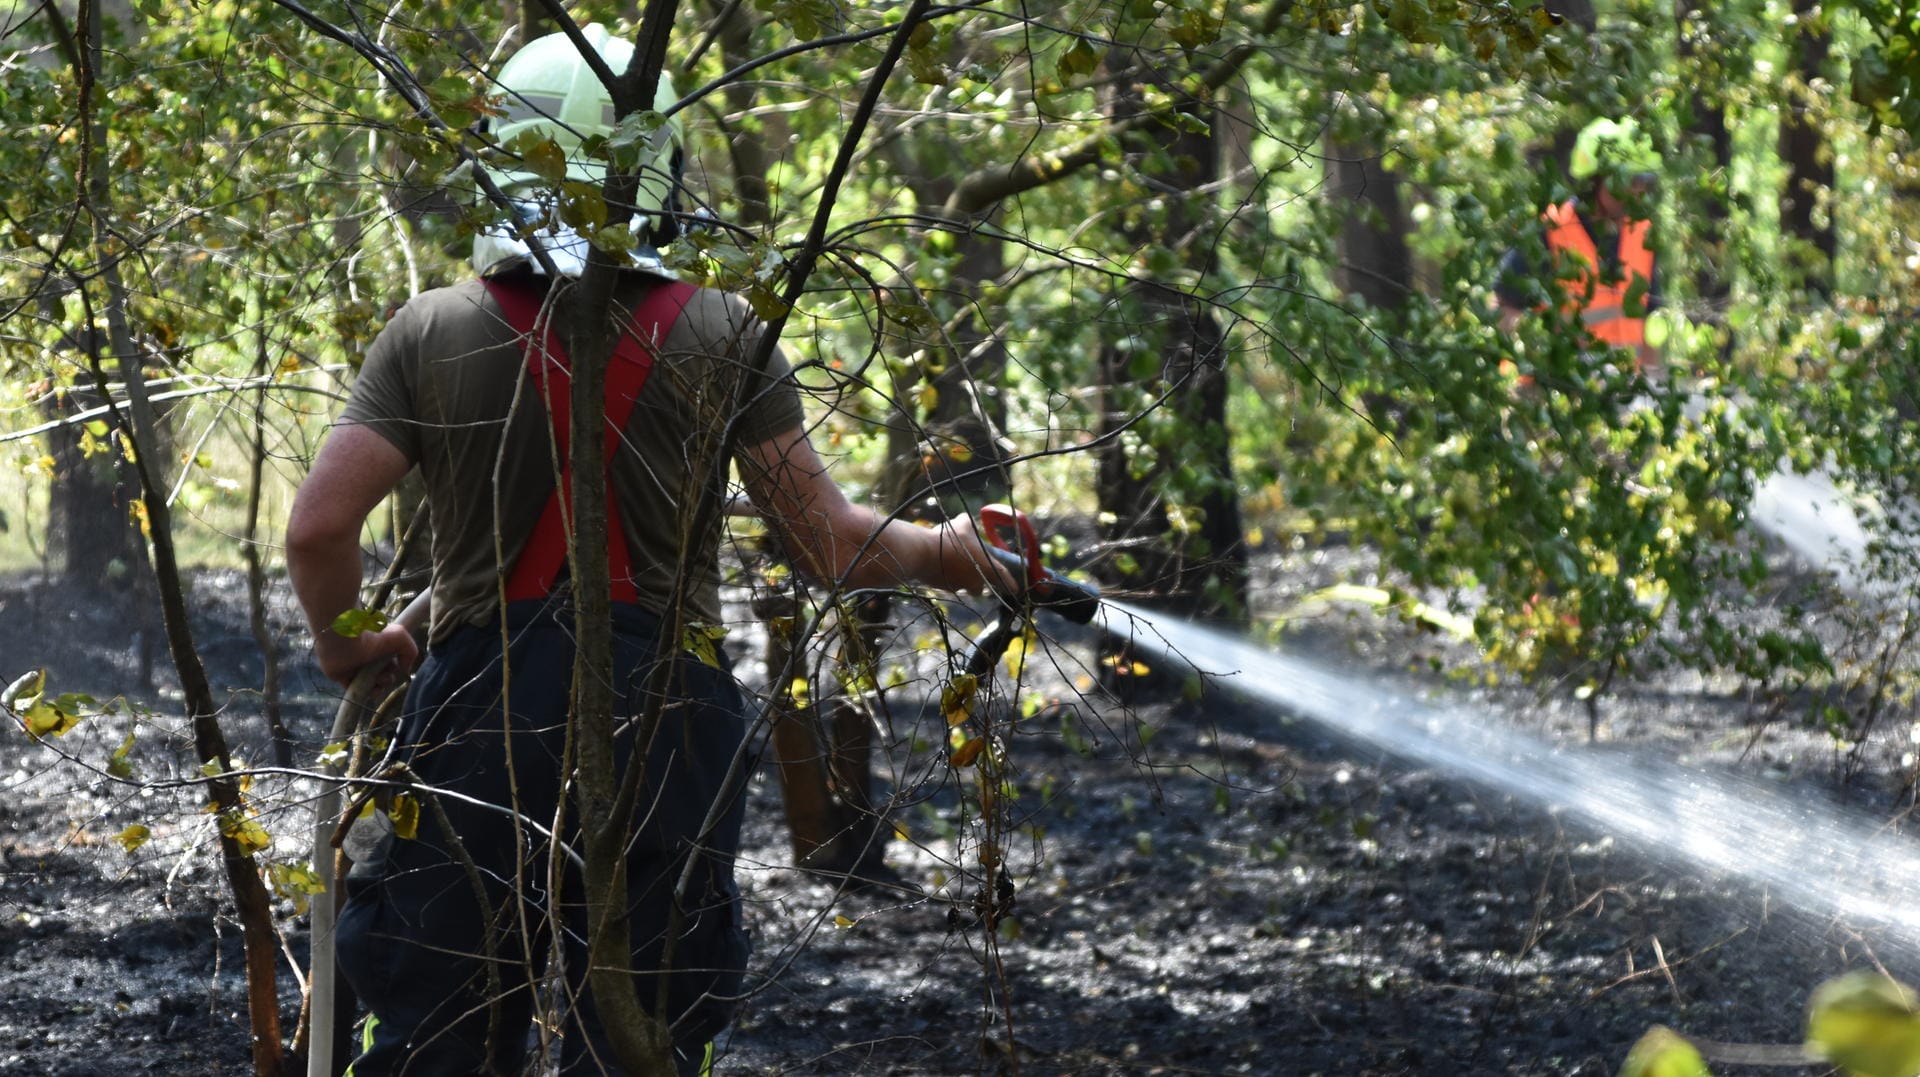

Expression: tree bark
xmin=244 ymin=334 xmax=291 ymax=769
xmin=1326 ymin=137 xmax=1413 ymax=310
xmin=563 ymin=4 xmax=682 ymax=1071
xmin=1091 ymin=44 xmax=1248 ymax=633
xmin=75 ymin=5 xmax=284 ymax=1071
xmin=1676 ymin=0 xmax=1734 ymax=348
xmin=709 ymin=0 xmax=774 ymax=228
xmin=1779 ymin=0 xmax=1835 ymax=300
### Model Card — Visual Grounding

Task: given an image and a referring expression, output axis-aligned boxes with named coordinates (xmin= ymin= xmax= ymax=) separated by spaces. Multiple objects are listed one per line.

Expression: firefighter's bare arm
xmin=739 ymin=425 xmax=1017 ymax=597
xmin=288 ymin=423 xmax=420 ymax=687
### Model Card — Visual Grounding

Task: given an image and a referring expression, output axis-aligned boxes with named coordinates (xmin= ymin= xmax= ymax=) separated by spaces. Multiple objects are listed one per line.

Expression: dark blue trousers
xmin=336 ymin=602 xmax=752 ymax=1076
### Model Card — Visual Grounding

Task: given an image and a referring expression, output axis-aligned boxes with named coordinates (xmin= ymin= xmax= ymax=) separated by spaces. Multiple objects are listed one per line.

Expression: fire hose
xmin=961 ymin=503 xmax=1102 ymax=678
xmin=306 ymin=590 xmax=430 ymax=1077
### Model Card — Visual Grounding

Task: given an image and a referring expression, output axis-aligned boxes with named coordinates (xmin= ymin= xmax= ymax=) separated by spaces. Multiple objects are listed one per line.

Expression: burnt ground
xmin=1 ymin=542 xmax=1919 ymax=1076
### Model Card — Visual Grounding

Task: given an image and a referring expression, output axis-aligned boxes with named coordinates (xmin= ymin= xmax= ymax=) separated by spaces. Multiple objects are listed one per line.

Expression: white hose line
xmin=309 ymin=592 xmax=430 ymax=1077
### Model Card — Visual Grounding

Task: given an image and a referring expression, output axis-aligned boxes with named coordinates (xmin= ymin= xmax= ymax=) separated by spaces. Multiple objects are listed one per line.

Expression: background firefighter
xmin=1497 ymin=116 xmax=1667 ymax=375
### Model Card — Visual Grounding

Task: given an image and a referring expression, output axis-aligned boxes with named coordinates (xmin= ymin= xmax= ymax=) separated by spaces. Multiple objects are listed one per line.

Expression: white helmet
xmin=471 ymin=24 xmax=683 ymax=277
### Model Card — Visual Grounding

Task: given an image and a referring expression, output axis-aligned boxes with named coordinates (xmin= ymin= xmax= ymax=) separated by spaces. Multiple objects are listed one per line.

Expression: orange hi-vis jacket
xmin=1543 ymin=200 xmax=1653 ymax=350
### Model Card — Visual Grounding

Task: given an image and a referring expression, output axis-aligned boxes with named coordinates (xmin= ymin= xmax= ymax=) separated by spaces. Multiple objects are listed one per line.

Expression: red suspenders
xmin=482 ymin=277 xmax=698 ymax=604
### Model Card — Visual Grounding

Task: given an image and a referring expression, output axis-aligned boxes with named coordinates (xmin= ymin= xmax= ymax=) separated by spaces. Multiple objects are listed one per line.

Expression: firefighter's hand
xmin=316 ymin=621 xmax=420 ymax=694
xmin=932 ymin=514 xmax=1023 ymax=599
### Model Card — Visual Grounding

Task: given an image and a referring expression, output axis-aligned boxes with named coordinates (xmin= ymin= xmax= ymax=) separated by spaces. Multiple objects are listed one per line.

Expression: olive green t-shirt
xmin=339 ymin=274 xmax=805 ymax=643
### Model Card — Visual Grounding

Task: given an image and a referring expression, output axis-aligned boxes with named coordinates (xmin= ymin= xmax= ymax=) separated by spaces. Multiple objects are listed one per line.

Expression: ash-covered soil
xmin=1 ymin=542 xmax=1917 ymax=1076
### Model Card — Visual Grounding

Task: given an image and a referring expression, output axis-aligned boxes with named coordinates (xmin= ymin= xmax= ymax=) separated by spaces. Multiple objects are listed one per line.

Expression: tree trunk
xmin=710 ymin=0 xmax=775 ymax=228
xmin=1092 ymin=45 xmax=1248 ymax=637
xmin=42 ymin=394 xmax=140 ymax=583
xmin=1676 ymin=0 xmax=1734 ymax=352
xmin=244 ymin=339 xmax=291 ymax=769
xmin=878 ymin=40 xmax=1016 ymax=519
xmin=874 ymin=223 xmax=1015 ymax=518
xmin=1780 ymin=0 xmax=1835 ymax=301
xmin=1094 ymin=285 xmax=1244 ymax=620
xmin=76 ymin=5 xmax=284 ymax=1070
xmin=1326 ymin=137 xmax=1413 ymax=310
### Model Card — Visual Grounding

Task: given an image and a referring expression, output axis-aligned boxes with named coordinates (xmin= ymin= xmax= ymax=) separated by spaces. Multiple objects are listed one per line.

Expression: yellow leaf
xmin=266 ymin=860 xmax=327 ymax=915
xmin=1003 ymin=635 xmax=1030 ymax=679
xmin=23 ymin=699 xmax=77 ymax=739
xmin=117 ymin=824 xmax=151 ymax=853
xmin=277 ymin=354 xmax=303 ymax=376
xmin=950 ymin=737 xmax=986 ymax=768
xmin=915 ymin=384 xmax=938 ymax=412
xmin=390 ymin=794 xmax=421 ymax=841
xmin=941 ymin=674 xmax=978 ymax=726
xmin=1618 ymin=1027 xmax=1712 ymax=1077
xmin=683 ymin=623 xmax=729 ymax=668
xmin=1807 ymin=972 xmax=1920 ymax=1077
xmin=218 ymin=810 xmax=271 ymax=856
xmin=787 ymin=677 xmax=811 ymax=708
xmin=833 ymin=914 xmax=854 ymax=929
xmin=945 ymin=442 xmax=973 ymax=463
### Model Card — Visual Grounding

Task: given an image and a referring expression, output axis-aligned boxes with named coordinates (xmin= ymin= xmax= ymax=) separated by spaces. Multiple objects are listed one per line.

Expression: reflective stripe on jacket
xmin=1542 ymin=200 xmax=1653 ymax=349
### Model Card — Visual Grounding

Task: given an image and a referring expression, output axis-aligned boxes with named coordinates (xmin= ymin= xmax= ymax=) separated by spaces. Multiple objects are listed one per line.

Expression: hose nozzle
xmin=978 ymin=504 xmax=1101 ymax=625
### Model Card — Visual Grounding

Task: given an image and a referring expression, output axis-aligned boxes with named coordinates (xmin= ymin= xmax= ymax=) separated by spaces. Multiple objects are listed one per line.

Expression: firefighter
xmin=1497 ymin=117 xmax=1665 ymax=375
xmin=286 ymin=24 xmax=1012 ymax=1076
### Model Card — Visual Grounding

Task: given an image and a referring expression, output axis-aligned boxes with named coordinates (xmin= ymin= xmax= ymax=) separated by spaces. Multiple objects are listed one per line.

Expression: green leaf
xmin=1618 ymin=1027 xmax=1711 ymax=1077
xmin=603 ymin=110 xmax=667 ymax=170
xmin=107 ymin=728 xmax=138 ymax=780
xmin=511 ymin=133 xmax=569 ymax=185
xmin=117 ymin=824 xmax=152 ymax=853
xmin=1623 ymin=273 xmax=1651 ymax=318
xmin=742 ymin=282 xmax=790 ymax=321
xmin=557 ymin=180 xmax=608 ymax=232
xmin=1056 ymin=40 xmax=1098 ymax=83
xmin=331 ymin=608 xmax=389 ymax=638
xmin=1807 ymin=972 xmax=1920 ymax=1077
xmin=908 ymin=44 xmax=950 ymax=86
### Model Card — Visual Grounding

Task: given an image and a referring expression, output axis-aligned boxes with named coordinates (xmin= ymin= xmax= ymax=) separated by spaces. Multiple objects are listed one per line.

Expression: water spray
xmin=1097 ymin=602 xmax=1920 ymax=948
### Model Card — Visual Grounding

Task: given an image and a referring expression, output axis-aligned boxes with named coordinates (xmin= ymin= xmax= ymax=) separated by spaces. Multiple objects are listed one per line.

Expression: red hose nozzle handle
xmin=977 ymin=504 xmax=1101 ymax=625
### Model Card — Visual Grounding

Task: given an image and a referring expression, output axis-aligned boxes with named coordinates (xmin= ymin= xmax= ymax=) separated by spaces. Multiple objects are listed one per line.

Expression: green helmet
xmin=473 ymin=24 xmax=683 ymax=276
xmin=1568 ymin=117 xmax=1659 ymax=183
